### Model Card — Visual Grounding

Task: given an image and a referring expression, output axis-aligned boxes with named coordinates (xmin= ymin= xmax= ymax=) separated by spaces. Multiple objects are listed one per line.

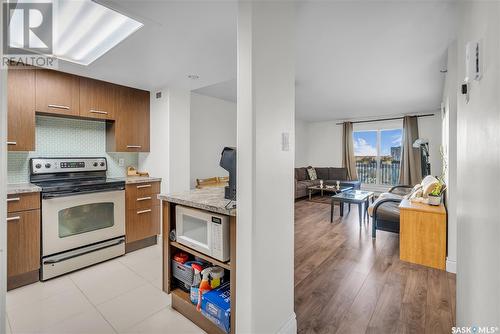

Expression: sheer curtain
xmin=399 ymin=116 xmax=422 ymax=185
xmin=342 ymin=122 xmax=358 ymax=180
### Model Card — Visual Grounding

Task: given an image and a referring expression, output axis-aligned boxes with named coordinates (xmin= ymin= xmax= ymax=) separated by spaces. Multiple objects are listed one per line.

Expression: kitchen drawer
xmin=126 ymin=181 xmax=160 ymax=209
xmin=134 ymin=195 xmax=160 ymax=210
xmin=7 ymin=192 xmax=40 ymax=213
xmin=126 ymin=206 xmax=160 ymax=243
xmin=135 ymin=182 xmax=160 ymax=196
xmin=7 ymin=210 xmax=41 ymax=278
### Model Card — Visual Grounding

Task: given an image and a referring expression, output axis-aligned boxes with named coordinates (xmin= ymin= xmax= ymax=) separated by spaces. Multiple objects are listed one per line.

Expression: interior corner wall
xmin=237 ymin=1 xmax=296 ymax=332
xmin=294 ymin=119 xmax=308 ymax=167
xmin=442 ymin=41 xmax=458 ymax=273
xmin=139 ymin=87 xmax=190 ymax=195
xmin=456 ymin=1 xmax=500 ymax=327
xmin=0 ymin=2 xmax=7 ymax=330
xmin=417 ymin=113 xmax=443 ymax=177
xmin=190 ymin=93 xmax=236 ymax=189
xmin=139 ymin=90 xmax=169 ymax=195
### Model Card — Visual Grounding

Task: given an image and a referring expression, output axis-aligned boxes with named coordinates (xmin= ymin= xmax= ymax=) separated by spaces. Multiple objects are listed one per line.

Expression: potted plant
xmin=428 ymin=182 xmax=445 ymax=206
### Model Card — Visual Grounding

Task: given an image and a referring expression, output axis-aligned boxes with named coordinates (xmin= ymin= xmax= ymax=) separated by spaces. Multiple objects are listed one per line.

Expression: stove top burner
xmin=30 ymin=157 xmax=125 ymax=194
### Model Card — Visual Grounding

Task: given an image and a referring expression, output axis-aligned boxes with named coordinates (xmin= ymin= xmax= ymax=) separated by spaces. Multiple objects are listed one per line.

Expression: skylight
xmin=13 ymin=0 xmax=143 ymax=65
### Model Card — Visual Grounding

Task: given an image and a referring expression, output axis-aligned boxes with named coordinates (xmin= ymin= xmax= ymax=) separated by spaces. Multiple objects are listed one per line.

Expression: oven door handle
xmin=42 ymin=187 xmax=125 ymax=199
xmin=43 ymin=238 xmax=125 ymax=265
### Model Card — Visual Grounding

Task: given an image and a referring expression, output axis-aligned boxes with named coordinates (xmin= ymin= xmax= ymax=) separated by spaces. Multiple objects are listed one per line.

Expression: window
xmin=353 ymin=128 xmax=402 ymax=185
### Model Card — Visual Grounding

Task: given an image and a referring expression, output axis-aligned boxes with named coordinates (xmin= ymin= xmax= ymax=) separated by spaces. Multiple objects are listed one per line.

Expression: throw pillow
xmin=421 ymin=175 xmax=439 ymax=197
xmin=307 ymin=167 xmax=317 ymax=180
xmin=404 ymin=184 xmax=422 ymax=199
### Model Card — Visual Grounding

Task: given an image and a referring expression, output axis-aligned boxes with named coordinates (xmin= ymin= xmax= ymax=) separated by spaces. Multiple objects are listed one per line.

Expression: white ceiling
xmin=54 ymin=1 xmax=456 ymax=122
xmin=295 ymin=1 xmax=457 ymax=121
xmin=192 ymin=78 xmax=236 ymax=103
xmin=56 ymin=0 xmax=237 ymax=92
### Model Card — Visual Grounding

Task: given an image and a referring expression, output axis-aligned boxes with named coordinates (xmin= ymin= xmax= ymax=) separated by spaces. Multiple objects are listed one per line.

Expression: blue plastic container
xmin=201 ymin=281 xmax=230 ymax=333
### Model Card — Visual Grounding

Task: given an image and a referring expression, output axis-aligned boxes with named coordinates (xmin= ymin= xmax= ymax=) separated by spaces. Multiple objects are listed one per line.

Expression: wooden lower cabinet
xmin=7 ymin=209 xmax=41 ymax=290
xmin=125 ymin=181 xmax=161 ymax=252
xmin=399 ymin=199 xmax=447 ymax=270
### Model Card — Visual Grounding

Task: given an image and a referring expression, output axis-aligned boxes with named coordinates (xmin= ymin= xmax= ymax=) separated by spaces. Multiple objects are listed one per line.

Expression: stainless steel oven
xmin=31 ymin=157 xmax=126 ymax=280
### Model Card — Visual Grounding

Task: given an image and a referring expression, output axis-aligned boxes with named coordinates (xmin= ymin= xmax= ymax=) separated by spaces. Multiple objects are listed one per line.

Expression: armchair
xmin=370 ymin=185 xmax=413 ymax=238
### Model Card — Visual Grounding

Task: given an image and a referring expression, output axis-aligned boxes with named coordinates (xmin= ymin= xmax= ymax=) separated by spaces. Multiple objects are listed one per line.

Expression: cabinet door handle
xmin=127 ymin=145 xmax=142 ymax=149
xmin=137 ymin=209 xmax=152 ymax=215
xmin=137 ymin=196 xmax=152 ymax=201
xmin=7 ymin=141 xmax=17 ymax=145
xmin=89 ymin=109 xmax=108 ymax=115
xmin=6 ymin=216 xmax=20 ymax=222
xmin=136 ymin=184 xmax=151 ymax=189
xmin=48 ymin=104 xmax=70 ymax=110
xmin=7 ymin=197 xmax=20 ymax=202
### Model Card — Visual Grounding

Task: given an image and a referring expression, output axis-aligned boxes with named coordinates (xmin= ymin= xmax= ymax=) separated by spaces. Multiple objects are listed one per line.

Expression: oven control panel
xmin=31 ymin=158 xmax=107 ymax=174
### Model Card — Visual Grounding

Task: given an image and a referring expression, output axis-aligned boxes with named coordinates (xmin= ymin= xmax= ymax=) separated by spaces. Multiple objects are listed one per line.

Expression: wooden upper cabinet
xmin=8 ymin=68 xmax=35 ymax=151
xmin=106 ymin=86 xmax=150 ymax=152
xmin=80 ymin=77 xmax=116 ymax=120
xmin=35 ymin=69 xmax=80 ymax=116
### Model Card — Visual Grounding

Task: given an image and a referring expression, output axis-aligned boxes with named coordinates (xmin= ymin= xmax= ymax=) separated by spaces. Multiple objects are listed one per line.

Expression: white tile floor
xmin=6 ymin=244 xmax=205 ymax=334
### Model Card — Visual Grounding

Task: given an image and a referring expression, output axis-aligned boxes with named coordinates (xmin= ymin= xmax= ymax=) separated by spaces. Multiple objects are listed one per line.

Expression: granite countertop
xmin=116 ymin=176 xmax=162 ymax=184
xmin=7 ymin=183 xmax=42 ymax=195
xmin=159 ymin=187 xmax=236 ymax=217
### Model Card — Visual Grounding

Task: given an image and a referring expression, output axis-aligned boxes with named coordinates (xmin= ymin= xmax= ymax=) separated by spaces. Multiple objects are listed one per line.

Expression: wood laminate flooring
xmin=294 ymin=198 xmax=455 ymax=334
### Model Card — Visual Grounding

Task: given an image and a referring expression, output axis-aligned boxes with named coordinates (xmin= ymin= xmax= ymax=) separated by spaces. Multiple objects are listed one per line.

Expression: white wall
xmin=237 ymin=1 xmax=296 ymax=333
xmin=296 ymin=116 xmax=442 ymax=176
xmin=139 ymin=88 xmax=190 ymax=195
xmin=190 ymin=93 xmax=236 ymax=188
xmin=0 ymin=3 xmax=7 ymax=330
xmin=417 ymin=114 xmax=443 ymax=177
xmin=456 ymin=1 xmax=500 ymax=327
xmin=294 ymin=119 xmax=308 ymax=167
xmin=442 ymin=42 xmax=458 ymax=273
xmin=305 ymin=120 xmax=343 ymax=167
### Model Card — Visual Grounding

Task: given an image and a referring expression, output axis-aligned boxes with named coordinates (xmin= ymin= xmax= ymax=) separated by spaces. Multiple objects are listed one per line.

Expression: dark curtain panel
xmin=342 ymin=122 xmax=358 ymax=180
xmin=399 ymin=116 xmax=422 ymax=185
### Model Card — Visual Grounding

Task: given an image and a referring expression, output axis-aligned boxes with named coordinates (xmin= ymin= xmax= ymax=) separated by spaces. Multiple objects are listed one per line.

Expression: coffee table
xmin=331 ymin=190 xmax=375 ymax=225
xmin=307 ymin=185 xmax=353 ymax=201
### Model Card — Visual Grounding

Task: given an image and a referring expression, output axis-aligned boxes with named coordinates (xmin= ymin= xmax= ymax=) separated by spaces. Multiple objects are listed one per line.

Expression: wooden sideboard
xmin=399 ymin=199 xmax=447 ymax=270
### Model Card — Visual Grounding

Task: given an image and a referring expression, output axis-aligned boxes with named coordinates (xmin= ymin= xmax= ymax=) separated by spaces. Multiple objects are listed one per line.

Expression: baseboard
xmin=125 ymin=235 xmax=157 ymax=253
xmin=8 ymin=270 xmax=39 ymax=291
xmin=277 ymin=313 xmax=297 ymax=334
xmin=446 ymin=258 xmax=457 ymax=273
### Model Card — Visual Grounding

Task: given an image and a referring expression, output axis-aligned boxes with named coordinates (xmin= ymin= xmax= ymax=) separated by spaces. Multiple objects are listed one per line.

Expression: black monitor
xmin=219 ymin=147 xmax=236 ymax=200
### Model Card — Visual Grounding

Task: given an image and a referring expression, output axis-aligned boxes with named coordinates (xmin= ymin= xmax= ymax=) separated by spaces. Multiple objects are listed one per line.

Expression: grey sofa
xmin=295 ymin=167 xmax=361 ymax=199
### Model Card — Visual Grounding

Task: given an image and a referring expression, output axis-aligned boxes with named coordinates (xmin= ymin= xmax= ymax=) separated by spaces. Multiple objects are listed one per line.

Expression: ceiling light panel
xmin=15 ymin=0 xmax=143 ymax=65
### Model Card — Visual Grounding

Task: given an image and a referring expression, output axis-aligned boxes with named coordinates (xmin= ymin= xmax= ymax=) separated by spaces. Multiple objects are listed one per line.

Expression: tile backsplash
xmin=8 ymin=115 xmax=138 ymax=183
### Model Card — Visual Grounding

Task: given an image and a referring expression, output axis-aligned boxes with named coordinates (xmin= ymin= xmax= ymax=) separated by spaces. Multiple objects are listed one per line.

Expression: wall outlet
xmin=118 ymin=158 xmax=125 ymax=167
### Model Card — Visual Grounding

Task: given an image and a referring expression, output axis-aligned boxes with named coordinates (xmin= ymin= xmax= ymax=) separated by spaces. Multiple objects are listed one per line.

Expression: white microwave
xmin=175 ymin=206 xmax=230 ymax=262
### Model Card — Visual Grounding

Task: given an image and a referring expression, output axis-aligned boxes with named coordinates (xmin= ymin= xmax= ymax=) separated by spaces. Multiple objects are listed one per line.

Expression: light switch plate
xmin=118 ymin=158 xmax=125 ymax=167
xmin=282 ymin=132 xmax=290 ymax=151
